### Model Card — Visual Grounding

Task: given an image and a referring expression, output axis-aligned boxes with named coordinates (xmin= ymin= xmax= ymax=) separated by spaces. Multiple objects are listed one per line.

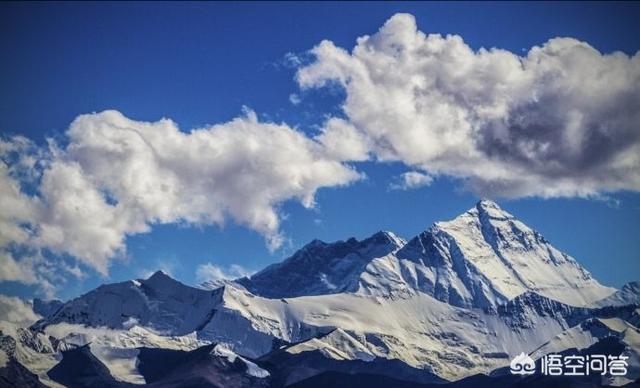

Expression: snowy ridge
xmin=356 ymin=200 xmax=614 ymax=308
xmin=238 ymin=231 xmax=406 ymax=298
xmin=212 ymin=343 xmax=269 ymax=378
xmin=29 ymin=277 xmax=604 ymax=381
xmin=4 ymin=200 xmax=637 ymax=386
xmin=198 ymin=282 xmax=614 ymax=380
xmin=34 ymin=271 xmax=224 ymax=334
xmin=530 ymin=316 xmax=640 ymax=386
xmin=594 ymin=281 xmax=640 ymax=307
xmin=237 ymin=200 xmax=614 ymax=308
xmin=0 ymin=321 xmax=62 ymax=387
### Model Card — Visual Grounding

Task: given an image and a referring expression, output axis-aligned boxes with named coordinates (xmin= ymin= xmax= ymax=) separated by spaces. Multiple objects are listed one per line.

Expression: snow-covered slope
xmin=32 ymin=274 xmax=604 ymax=381
xmin=201 ymin=283 xmax=600 ymax=380
xmin=35 ymin=271 xmax=223 ymax=335
xmin=356 ymin=200 xmax=614 ymax=308
xmin=0 ymin=322 xmax=62 ymax=387
xmin=45 ymin=341 xmax=270 ymax=388
xmin=236 ymin=200 xmax=613 ymax=308
xmin=531 ymin=316 xmax=639 ymax=358
xmin=594 ymin=281 xmax=640 ymax=307
xmin=531 ymin=315 xmax=640 ymax=386
xmin=237 ymin=231 xmax=405 ymax=298
xmin=42 ymin=323 xmax=207 ymax=384
xmin=11 ymin=200 xmax=636 ymax=386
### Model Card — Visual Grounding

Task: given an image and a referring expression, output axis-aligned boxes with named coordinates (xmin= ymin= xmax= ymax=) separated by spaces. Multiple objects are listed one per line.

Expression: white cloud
xmin=0 ymin=252 xmax=38 ymax=285
xmin=390 ymin=171 xmax=433 ymax=190
xmin=297 ymin=13 xmax=640 ymax=199
xmin=283 ymin=52 xmax=303 ymax=68
xmin=0 ymin=156 xmax=39 ymax=248
xmin=0 ymin=295 xmax=41 ymax=326
xmin=1 ymin=109 xmax=362 ymax=278
xmin=315 ymin=118 xmax=370 ymax=162
xmin=0 ymin=252 xmax=57 ymax=298
xmin=289 ymin=93 xmax=301 ymax=105
xmin=196 ymin=263 xmax=252 ymax=282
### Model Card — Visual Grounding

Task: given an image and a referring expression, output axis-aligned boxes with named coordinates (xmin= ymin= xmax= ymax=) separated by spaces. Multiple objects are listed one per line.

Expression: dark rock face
xmin=239 ymin=231 xmax=403 ymax=298
xmin=47 ymin=343 xmax=271 ymax=388
xmin=0 ymin=358 xmax=46 ymax=388
xmin=47 ymin=345 xmax=133 ymax=388
xmin=32 ymin=299 xmax=64 ymax=320
xmin=138 ymin=344 xmax=270 ymax=388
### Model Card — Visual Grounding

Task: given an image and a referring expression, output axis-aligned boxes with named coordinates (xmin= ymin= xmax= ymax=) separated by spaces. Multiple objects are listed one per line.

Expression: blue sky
xmin=1 ymin=2 xmax=639 ymax=301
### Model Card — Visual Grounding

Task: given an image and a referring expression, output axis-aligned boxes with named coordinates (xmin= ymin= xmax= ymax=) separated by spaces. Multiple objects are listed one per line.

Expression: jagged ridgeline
xmin=2 ymin=201 xmax=639 ymax=387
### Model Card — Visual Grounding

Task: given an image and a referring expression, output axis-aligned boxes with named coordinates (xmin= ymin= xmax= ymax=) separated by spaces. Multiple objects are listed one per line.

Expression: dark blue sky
xmin=1 ymin=2 xmax=639 ymax=300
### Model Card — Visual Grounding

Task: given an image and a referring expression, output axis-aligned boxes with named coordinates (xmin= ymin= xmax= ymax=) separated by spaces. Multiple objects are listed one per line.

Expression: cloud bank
xmin=297 ymin=13 xmax=640 ymax=198
xmin=390 ymin=171 xmax=433 ymax=191
xmin=0 ymin=295 xmax=41 ymax=326
xmin=1 ymin=110 xmax=361 ymax=289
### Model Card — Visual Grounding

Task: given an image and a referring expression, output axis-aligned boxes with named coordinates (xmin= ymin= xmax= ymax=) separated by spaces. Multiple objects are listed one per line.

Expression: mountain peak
xmin=594 ymin=281 xmax=640 ymax=307
xmin=145 ymin=270 xmax=176 ymax=286
xmin=477 ymin=198 xmax=499 ymax=208
xmin=148 ymin=269 xmax=171 ymax=280
xmin=237 ymin=230 xmax=405 ymax=298
xmin=38 ymin=268 xmax=222 ymax=333
xmin=473 ymin=199 xmax=513 ymax=220
xmin=394 ymin=200 xmax=614 ymax=308
xmin=622 ymin=281 xmax=640 ymax=293
xmin=368 ymin=230 xmax=405 ymax=247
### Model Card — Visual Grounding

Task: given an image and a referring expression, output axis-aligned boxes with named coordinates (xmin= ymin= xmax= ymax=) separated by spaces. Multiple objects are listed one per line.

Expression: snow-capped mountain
xmin=34 ymin=270 xmax=231 ymax=335
xmin=0 ymin=321 xmax=61 ymax=387
xmin=28 ymin=275 xmax=628 ymax=382
xmin=530 ymin=313 xmax=640 ymax=386
xmin=594 ymin=281 xmax=640 ymax=307
xmin=2 ymin=200 xmax=638 ymax=387
xmin=404 ymin=200 xmax=614 ymax=308
xmin=240 ymin=200 xmax=614 ymax=308
xmin=236 ymin=231 xmax=405 ymax=298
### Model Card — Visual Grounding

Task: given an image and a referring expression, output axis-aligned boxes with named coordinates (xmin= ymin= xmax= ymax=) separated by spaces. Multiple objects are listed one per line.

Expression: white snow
xmin=0 ymin=321 xmax=63 ymax=387
xmin=531 ymin=317 xmax=640 ymax=386
xmin=43 ymin=323 xmax=206 ymax=384
xmin=212 ymin=344 xmax=270 ymax=378
xmin=16 ymin=201 xmax=634 ymax=384
xmin=354 ymin=200 xmax=615 ymax=308
xmin=286 ymin=328 xmax=375 ymax=362
xmin=199 ymin=283 xmax=585 ymax=380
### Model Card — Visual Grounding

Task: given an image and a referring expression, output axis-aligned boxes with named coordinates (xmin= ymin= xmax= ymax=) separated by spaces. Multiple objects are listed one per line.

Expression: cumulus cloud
xmin=315 ymin=117 xmax=371 ymax=162
xmin=196 ymin=263 xmax=252 ymax=282
xmin=297 ymin=13 xmax=640 ymax=198
xmin=0 ymin=252 xmax=38 ymax=285
xmin=390 ymin=171 xmax=433 ymax=190
xmin=0 ymin=153 xmax=39 ymax=248
xmin=0 ymin=153 xmax=57 ymax=296
xmin=1 ymin=109 xmax=362 ymax=280
xmin=0 ymin=295 xmax=41 ymax=326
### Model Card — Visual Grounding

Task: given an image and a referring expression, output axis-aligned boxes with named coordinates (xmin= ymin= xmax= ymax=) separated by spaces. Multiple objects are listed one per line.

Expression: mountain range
xmin=1 ymin=200 xmax=638 ymax=387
